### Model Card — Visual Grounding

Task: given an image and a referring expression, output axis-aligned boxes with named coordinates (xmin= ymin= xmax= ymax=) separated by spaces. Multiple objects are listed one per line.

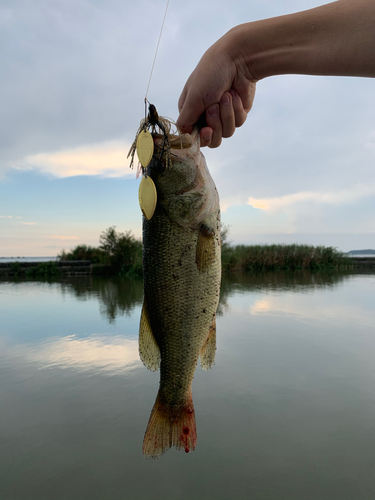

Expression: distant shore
xmin=1 ymin=254 xmax=375 ymax=278
xmin=2 ymin=229 xmax=374 ymax=278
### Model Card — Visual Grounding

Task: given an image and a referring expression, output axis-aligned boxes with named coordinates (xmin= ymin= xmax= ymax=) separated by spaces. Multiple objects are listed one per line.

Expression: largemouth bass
xmin=139 ymin=126 xmax=221 ymax=458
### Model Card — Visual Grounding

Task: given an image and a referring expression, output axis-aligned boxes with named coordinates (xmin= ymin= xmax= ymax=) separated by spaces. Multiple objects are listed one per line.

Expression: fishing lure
xmin=127 ymin=102 xmax=175 ymax=173
xmin=128 ymin=103 xmax=179 ymax=221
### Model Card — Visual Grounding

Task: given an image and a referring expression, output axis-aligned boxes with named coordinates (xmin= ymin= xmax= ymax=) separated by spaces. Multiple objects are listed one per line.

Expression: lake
xmin=1 ymin=271 xmax=375 ymax=500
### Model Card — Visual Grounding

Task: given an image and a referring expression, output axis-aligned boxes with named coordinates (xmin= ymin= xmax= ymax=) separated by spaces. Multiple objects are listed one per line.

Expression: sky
xmin=1 ymin=0 xmax=374 ymax=257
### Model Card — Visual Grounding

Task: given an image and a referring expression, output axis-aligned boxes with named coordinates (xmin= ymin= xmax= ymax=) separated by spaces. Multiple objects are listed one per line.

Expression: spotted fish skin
xmin=140 ymin=129 xmax=221 ymax=457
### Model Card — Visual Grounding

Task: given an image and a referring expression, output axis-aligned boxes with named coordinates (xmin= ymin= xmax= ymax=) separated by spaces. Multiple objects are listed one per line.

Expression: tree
xmin=99 ymin=226 xmax=142 ymax=275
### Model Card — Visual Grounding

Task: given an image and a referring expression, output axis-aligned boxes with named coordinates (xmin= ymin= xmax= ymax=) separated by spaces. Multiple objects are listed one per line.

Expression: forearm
xmin=227 ymin=0 xmax=375 ymax=80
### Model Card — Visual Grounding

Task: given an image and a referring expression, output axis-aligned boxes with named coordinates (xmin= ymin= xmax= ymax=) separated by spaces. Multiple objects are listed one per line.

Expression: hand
xmin=177 ymin=33 xmax=257 ymax=148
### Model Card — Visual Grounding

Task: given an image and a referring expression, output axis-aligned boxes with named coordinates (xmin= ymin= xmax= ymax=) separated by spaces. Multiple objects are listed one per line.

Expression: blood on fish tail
xmin=143 ymin=390 xmax=197 ymax=458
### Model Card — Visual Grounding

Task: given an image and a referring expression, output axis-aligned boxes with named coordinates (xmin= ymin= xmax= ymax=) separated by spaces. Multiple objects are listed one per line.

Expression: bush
xmin=99 ymin=226 xmax=143 ymax=276
xmin=59 ymin=245 xmax=106 ymax=264
xmin=58 ymin=227 xmax=143 ymax=276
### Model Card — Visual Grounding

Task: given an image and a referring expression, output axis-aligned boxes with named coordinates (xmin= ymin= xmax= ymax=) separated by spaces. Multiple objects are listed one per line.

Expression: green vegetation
xmin=9 ymin=261 xmax=61 ymax=278
xmin=59 ymin=227 xmax=143 ymax=277
xmin=59 ymin=245 xmax=105 ymax=263
xmin=25 ymin=262 xmax=61 ymax=278
xmin=221 ymin=228 xmax=350 ymax=272
xmin=9 ymin=261 xmax=22 ymax=278
xmin=59 ymin=226 xmax=350 ymax=276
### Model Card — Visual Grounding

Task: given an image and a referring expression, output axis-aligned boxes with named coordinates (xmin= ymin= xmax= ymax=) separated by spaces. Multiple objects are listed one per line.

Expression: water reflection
xmin=1 ymin=271 xmax=369 ymax=376
xmin=5 ymin=335 xmax=140 ymax=373
xmin=1 ymin=271 xmax=375 ymax=499
xmin=8 ymin=275 xmax=144 ymax=322
xmin=221 ymin=269 xmax=356 ymax=295
xmin=218 ymin=270 xmax=358 ymax=316
xmin=58 ymin=276 xmax=143 ymax=322
xmin=1 ymin=277 xmax=144 ymax=377
xmin=4 ymin=269 xmax=360 ymax=323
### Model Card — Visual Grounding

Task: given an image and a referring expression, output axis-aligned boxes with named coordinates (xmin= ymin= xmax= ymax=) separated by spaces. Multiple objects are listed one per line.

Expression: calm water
xmin=1 ymin=271 xmax=375 ymax=500
xmin=0 ymin=257 xmax=58 ymax=263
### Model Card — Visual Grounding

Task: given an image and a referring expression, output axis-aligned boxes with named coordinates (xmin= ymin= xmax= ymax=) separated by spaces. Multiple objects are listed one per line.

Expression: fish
xmin=139 ymin=124 xmax=221 ymax=458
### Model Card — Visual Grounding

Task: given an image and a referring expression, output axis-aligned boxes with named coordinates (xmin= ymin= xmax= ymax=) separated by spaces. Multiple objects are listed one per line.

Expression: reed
xmin=221 ymin=242 xmax=350 ymax=273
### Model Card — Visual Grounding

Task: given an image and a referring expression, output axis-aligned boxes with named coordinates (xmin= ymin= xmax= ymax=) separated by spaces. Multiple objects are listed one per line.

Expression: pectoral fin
xmin=139 ymin=300 xmax=161 ymax=371
xmin=196 ymin=223 xmax=216 ymax=272
xmin=200 ymin=318 xmax=217 ymax=370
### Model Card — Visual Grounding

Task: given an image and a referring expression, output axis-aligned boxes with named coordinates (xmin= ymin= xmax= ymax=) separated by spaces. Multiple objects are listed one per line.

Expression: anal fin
xmin=139 ymin=300 xmax=160 ymax=371
xmin=200 ymin=318 xmax=216 ymax=370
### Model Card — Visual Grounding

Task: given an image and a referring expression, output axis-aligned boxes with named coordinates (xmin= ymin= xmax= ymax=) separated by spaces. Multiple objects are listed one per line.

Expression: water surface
xmin=1 ymin=271 xmax=375 ymax=500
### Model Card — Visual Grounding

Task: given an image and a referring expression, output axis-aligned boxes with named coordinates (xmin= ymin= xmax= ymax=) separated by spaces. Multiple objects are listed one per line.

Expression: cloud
xmin=1 ymin=217 xmax=36 ymax=225
xmin=49 ymin=235 xmax=79 ymax=240
xmin=17 ymin=141 xmax=135 ymax=178
xmin=248 ymin=184 xmax=375 ymax=211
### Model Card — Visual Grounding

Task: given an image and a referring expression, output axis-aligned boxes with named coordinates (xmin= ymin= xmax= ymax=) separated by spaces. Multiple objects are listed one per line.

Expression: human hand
xmin=177 ymin=32 xmax=257 ymax=148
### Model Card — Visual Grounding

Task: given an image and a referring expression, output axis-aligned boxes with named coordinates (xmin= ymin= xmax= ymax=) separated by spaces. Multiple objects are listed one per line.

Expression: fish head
xmin=147 ymin=130 xmax=199 ymax=196
xmin=146 ymin=129 xmax=219 ymax=228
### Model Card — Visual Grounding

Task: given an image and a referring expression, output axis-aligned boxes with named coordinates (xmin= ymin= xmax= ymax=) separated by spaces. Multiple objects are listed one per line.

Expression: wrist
xmin=225 ymin=18 xmax=311 ymax=81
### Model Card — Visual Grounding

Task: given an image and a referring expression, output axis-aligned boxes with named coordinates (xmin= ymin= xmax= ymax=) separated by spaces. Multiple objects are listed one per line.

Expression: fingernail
xmin=221 ymin=94 xmax=230 ymax=106
xmin=202 ymin=132 xmax=211 ymax=142
xmin=230 ymin=89 xmax=237 ymax=99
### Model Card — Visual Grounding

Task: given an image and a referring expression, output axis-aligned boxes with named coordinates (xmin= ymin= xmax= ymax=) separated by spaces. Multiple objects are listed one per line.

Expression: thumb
xmin=177 ymin=88 xmax=206 ymax=134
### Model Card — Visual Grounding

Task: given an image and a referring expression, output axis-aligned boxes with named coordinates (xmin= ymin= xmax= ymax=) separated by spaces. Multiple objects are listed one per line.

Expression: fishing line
xmin=145 ymin=0 xmax=170 ymax=103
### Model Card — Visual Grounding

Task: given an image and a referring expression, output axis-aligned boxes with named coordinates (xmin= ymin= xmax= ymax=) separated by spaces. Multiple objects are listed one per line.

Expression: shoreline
xmin=1 ymin=257 xmax=375 ymax=278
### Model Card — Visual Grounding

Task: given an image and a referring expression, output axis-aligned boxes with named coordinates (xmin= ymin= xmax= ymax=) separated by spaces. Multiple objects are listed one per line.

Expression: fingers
xmin=199 ymin=127 xmax=213 ymax=147
xmin=199 ymin=90 xmax=247 ymax=148
xmin=205 ymin=104 xmax=222 ymax=148
xmin=220 ymin=92 xmax=235 ymax=138
xmin=177 ymin=86 xmax=205 ymax=134
xmin=177 ymin=71 xmax=212 ymax=134
xmin=178 ymin=86 xmax=254 ymax=148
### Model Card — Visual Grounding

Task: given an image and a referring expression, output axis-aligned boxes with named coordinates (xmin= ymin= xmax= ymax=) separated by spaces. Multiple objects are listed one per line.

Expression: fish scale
xmin=143 ymin=207 xmax=220 ymax=404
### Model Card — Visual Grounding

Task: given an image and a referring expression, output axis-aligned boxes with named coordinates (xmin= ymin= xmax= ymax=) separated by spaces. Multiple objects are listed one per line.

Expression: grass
xmin=221 ymin=242 xmax=350 ymax=272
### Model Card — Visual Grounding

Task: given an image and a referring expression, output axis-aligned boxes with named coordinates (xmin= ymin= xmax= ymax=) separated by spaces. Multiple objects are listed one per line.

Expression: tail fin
xmin=143 ymin=391 xmax=197 ymax=458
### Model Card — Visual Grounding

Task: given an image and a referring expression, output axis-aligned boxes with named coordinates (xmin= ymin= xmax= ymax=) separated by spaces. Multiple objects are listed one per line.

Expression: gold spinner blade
xmin=139 ymin=175 xmax=157 ymax=220
xmin=136 ymin=129 xmax=154 ymax=168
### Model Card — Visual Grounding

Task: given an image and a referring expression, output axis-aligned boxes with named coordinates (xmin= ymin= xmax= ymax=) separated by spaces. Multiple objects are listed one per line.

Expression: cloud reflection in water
xmin=4 ymin=335 xmax=141 ymax=374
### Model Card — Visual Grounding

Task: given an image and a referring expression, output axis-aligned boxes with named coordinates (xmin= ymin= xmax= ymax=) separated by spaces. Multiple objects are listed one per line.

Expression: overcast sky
xmin=1 ymin=0 xmax=374 ymax=256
